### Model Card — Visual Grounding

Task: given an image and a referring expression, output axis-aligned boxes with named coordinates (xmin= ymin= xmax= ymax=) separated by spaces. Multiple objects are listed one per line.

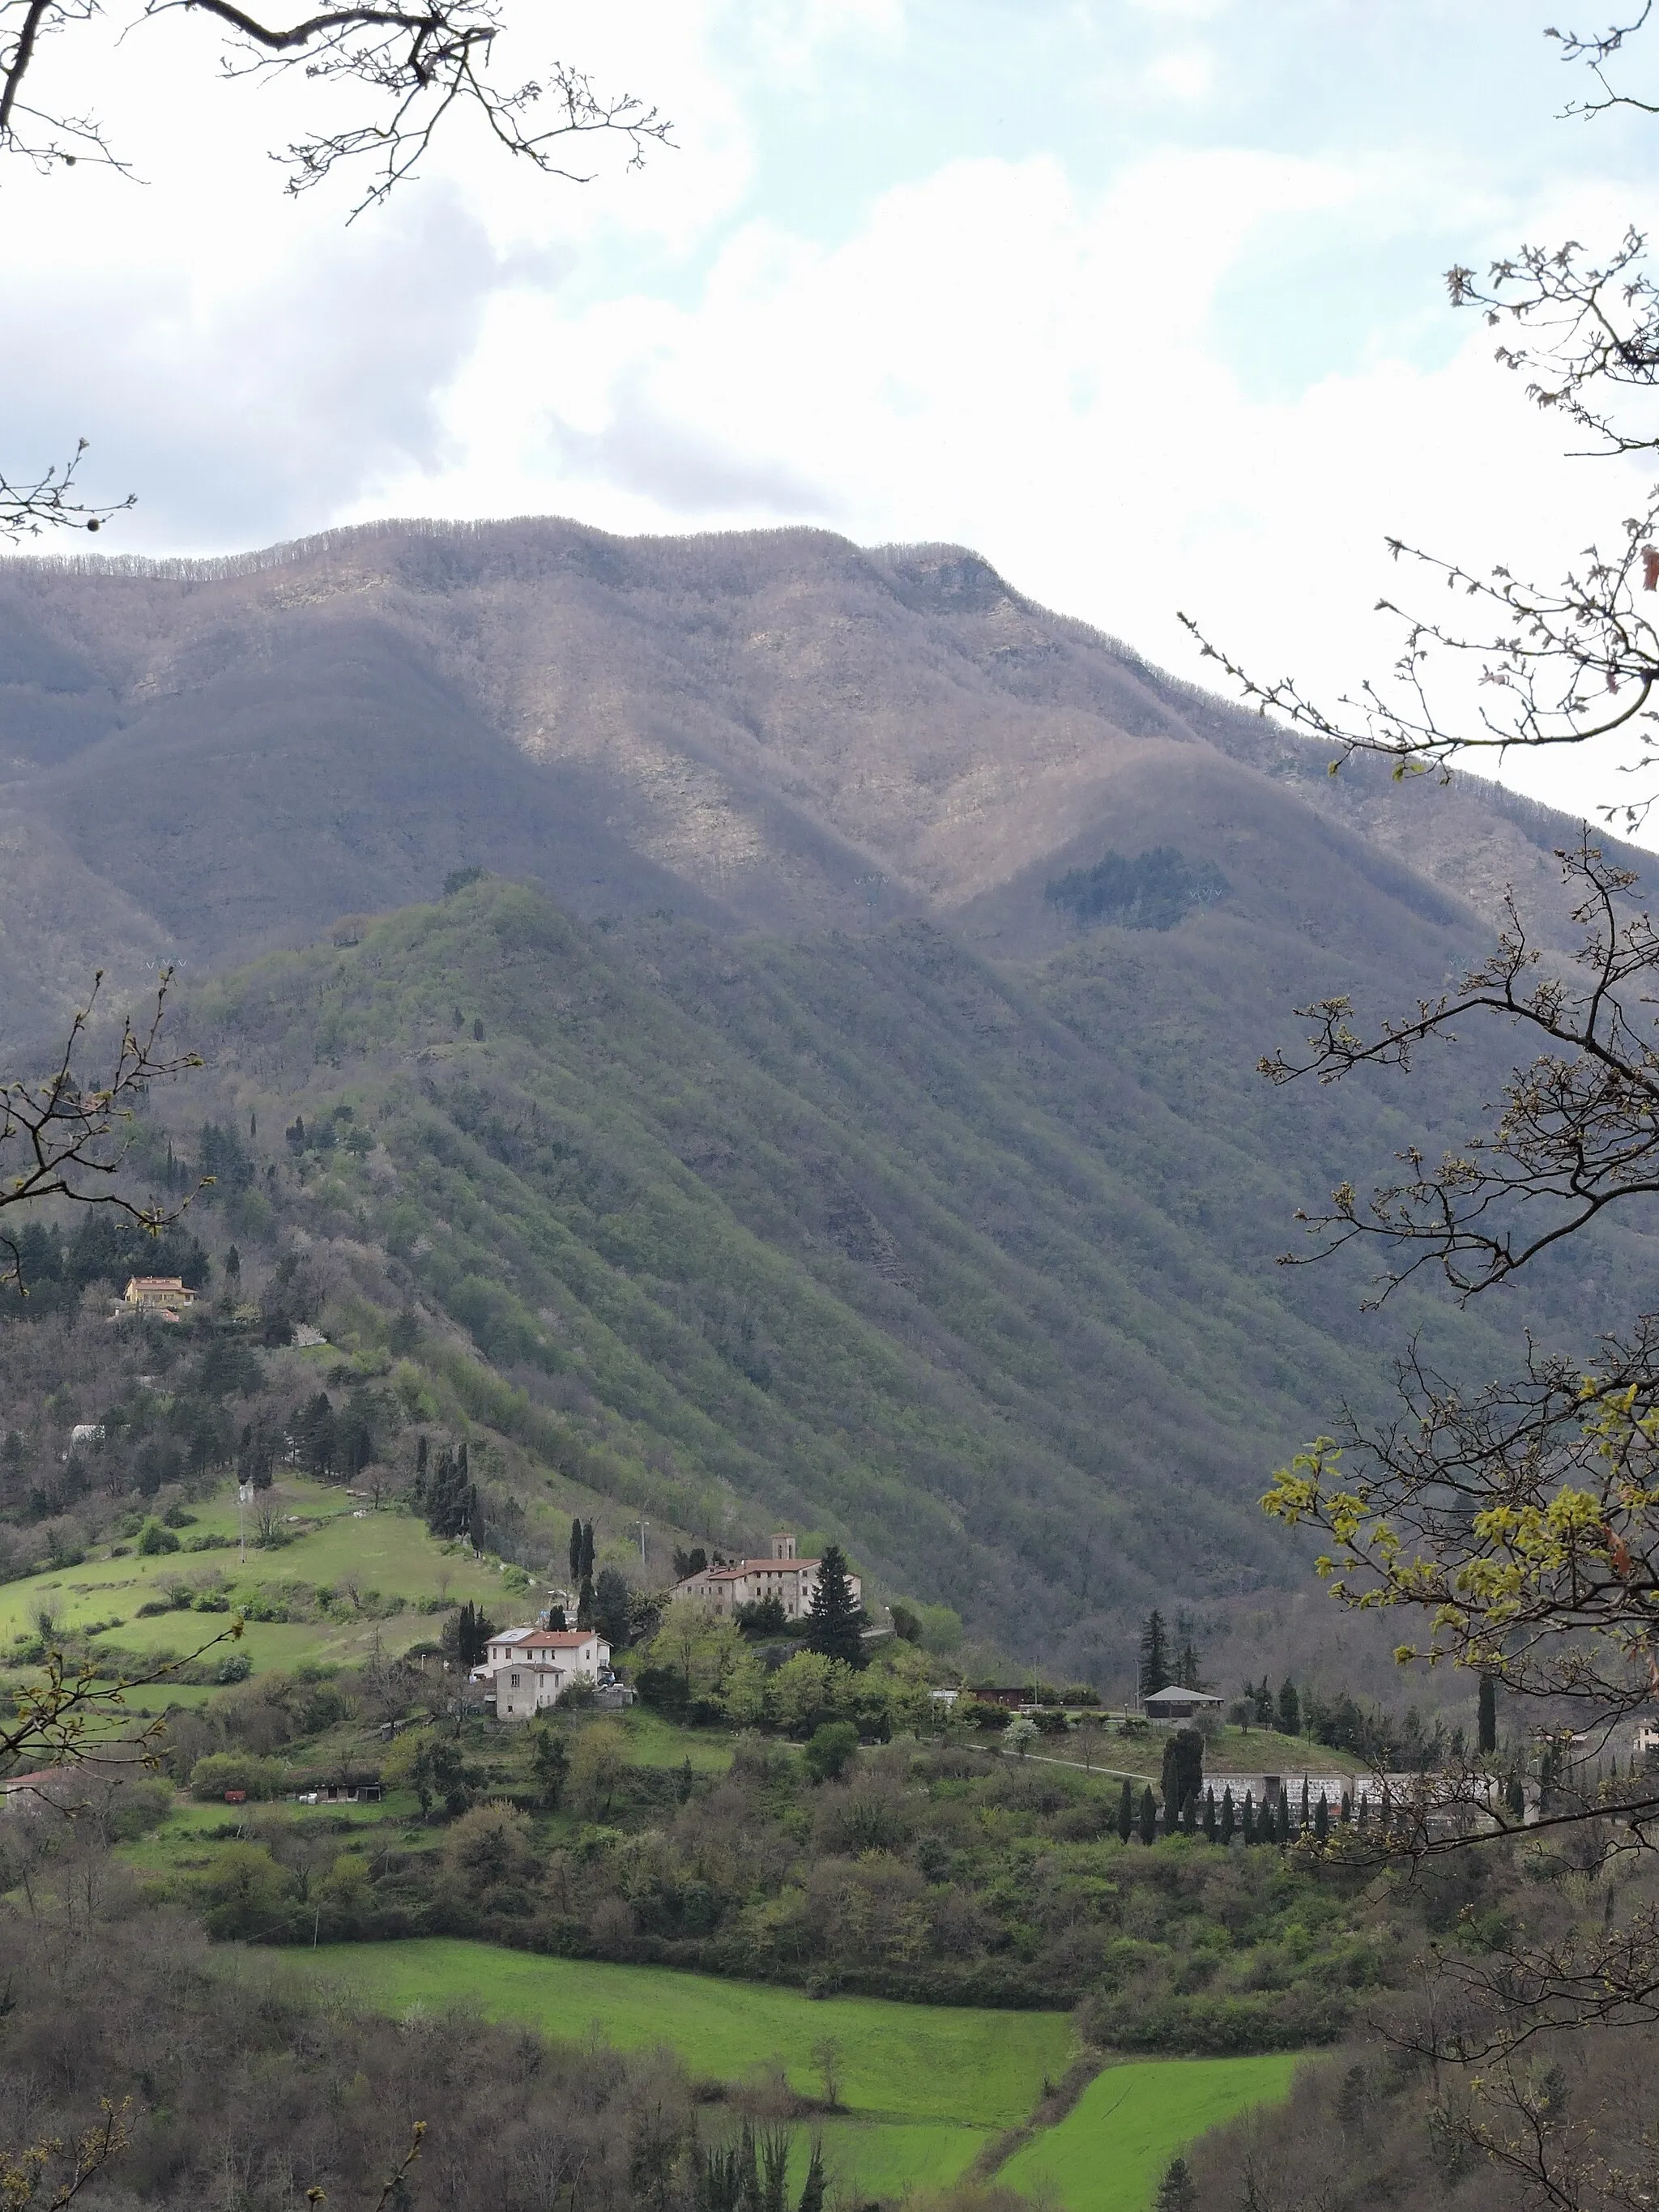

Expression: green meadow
xmin=279 ymin=1939 xmax=1302 ymax=2210
xmin=1000 ymin=2056 xmax=1301 ymax=2212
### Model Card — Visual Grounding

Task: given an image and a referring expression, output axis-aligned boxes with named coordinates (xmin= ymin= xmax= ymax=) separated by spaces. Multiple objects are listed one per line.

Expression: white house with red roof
xmin=671 ymin=1532 xmax=859 ymax=1621
xmin=479 ymin=1626 xmax=610 ymax=1718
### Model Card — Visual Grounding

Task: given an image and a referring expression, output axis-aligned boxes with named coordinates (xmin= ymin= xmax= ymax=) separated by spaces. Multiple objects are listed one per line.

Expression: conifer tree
xmin=1202 ymin=1786 xmax=1217 ymax=1842
xmin=1138 ymin=1611 xmax=1171 ymax=1699
xmin=804 ymin=1544 xmax=866 ymax=1669
xmin=1275 ymin=1790 xmax=1291 ymax=1846
xmin=1220 ymin=1786 xmax=1235 ymax=1843
xmin=1314 ymin=1792 xmax=1329 ymax=1843
xmin=1154 ymin=2156 xmax=1196 ymax=2212
xmin=569 ymin=1517 xmax=582 ymax=1585
xmin=1138 ymin=1785 xmax=1157 ymax=1845
xmin=1300 ymin=1778 xmax=1311 ymax=1835
xmin=1276 ymin=1678 xmax=1300 ymax=1736
xmin=1117 ymin=1777 xmax=1134 ymax=1844
xmin=796 ymin=2141 xmax=825 ymax=2212
xmin=1180 ymin=1791 xmax=1196 ymax=1835
xmin=579 ymin=1520 xmax=595 ymax=1583
xmin=1478 ymin=1673 xmax=1498 ymax=1755
xmin=1242 ymin=1792 xmax=1256 ymax=1844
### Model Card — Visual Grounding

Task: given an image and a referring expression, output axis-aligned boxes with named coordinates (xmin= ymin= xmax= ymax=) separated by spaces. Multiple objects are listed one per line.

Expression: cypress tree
xmin=1478 ymin=1673 xmax=1498 ymax=1755
xmin=1314 ymin=1792 xmax=1330 ymax=1843
xmin=1242 ymin=1792 xmax=1256 ymax=1844
xmin=1220 ymin=1787 xmax=1235 ymax=1844
xmin=467 ymin=1485 xmax=485 ymax=1554
xmin=1138 ymin=1611 xmax=1171 ymax=1699
xmin=1138 ymin=1786 xmax=1157 ymax=1845
xmin=804 ymin=1543 xmax=867 ymax=1669
xmin=1300 ymin=1778 xmax=1311 ymax=1835
xmin=579 ymin=1519 xmax=596 ymax=1583
xmin=1180 ymin=1791 xmax=1196 ymax=1836
xmin=1340 ymin=1792 xmax=1352 ymax=1826
xmin=1118 ymin=1778 xmax=1134 ymax=1843
xmin=1202 ymin=1786 xmax=1217 ymax=1842
xmin=1358 ymin=1792 xmax=1371 ymax=1835
xmin=569 ymin=1517 xmax=582 ymax=1584
xmin=1275 ymin=1790 xmax=1291 ymax=1846
xmin=1276 ymin=1678 xmax=1300 ymax=1736
xmin=796 ymin=2140 xmax=826 ymax=2212
xmin=577 ymin=1574 xmax=595 ymax=1629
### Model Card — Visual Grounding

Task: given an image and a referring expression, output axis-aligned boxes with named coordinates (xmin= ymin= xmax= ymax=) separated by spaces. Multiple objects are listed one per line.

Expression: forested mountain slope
xmin=104 ymin=870 xmax=1635 ymax=1684
xmin=0 ymin=516 xmax=1608 ymax=1040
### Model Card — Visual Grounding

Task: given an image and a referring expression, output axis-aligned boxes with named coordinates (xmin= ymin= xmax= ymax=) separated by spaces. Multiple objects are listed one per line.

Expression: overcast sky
xmin=7 ymin=1 xmax=1659 ymax=822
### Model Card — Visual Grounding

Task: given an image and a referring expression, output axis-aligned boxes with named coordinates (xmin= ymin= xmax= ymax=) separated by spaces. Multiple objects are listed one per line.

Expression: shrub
xmin=138 ymin=1520 xmax=180 ymax=1556
xmin=215 ymin=1652 xmax=253 ymax=1685
xmin=803 ymin=1720 xmax=859 ymax=1783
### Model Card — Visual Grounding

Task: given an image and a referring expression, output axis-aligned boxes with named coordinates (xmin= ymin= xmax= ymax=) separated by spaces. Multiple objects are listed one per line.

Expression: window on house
xmin=510 ymin=1673 xmax=521 ymax=1686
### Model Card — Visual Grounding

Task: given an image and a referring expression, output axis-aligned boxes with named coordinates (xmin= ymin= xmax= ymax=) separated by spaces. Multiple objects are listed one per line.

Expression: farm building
xmin=672 ymin=1532 xmax=859 ymax=1620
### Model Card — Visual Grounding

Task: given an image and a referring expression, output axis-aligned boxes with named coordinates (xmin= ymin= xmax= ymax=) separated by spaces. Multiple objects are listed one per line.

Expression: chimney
xmin=771 ymin=1532 xmax=796 ymax=1560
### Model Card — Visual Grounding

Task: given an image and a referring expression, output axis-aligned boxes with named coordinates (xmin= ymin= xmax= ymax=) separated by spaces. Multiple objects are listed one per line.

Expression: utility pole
xmin=636 ymin=1515 xmax=648 ymax=1569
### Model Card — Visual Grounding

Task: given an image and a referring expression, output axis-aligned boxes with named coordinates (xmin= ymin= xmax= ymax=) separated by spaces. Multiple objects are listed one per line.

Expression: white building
xmin=670 ymin=1532 xmax=860 ymax=1621
xmin=480 ymin=1626 xmax=610 ymax=1719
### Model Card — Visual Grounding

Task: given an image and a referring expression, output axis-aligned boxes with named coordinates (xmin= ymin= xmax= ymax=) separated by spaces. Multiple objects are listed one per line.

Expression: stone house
xmin=480 ymin=1626 xmax=610 ymax=1718
xmin=671 ymin=1532 xmax=859 ymax=1621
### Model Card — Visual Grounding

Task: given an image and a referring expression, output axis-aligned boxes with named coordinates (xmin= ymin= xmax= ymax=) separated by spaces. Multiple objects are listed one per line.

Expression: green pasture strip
xmin=804 ymin=2120 xmax=985 ymax=2197
xmin=997 ymin=2054 xmax=1301 ymax=2212
xmin=279 ymin=1939 xmax=1074 ymax=2128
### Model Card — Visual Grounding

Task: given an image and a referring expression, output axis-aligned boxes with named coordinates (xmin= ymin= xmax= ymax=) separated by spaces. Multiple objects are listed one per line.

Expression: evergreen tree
xmin=1138 ymin=1611 xmax=1171 ymax=1699
xmin=1202 ymin=1786 xmax=1217 ymax=1842
xmin=1300 ymin=1778 xmax=1311 ymax=1835
xmin=579 ymin=1519 xmax=595 ymax=1583
xmin=1242 ymin=1791 xmax=1256 ymax=1844
xmin=467 ymin=1486 xmax=485 ymax=1554
xmin=593 ymin=1566 xmax=632 ymax=1649
xmin=569 ymin=1517 xmax=583 ymax=1585
xmin=530 ymin=1725 xmax=569 ymax=1809
xmin=1160 ymin=1727 xmax=1204 ymax=1824
xmin=1276 ymin=1678 xmax=1300 ymax=1736
xmin=1177 ymin=1641 xmax=1201 ymax=1690
xmin=1478 ymin=1673 xmax=1498 ymax=1755
xmin=804 ymin=1543 xmax=867 ymax=1669
xmin=1154 ymin=2156 xmax=1196 ymax=2212
xmin=1220 ymin=1787 xmax=1235 ymax=1844
xmin=576 ymin=1574 xmax=595 ymax=1630
xmin=1275 ymin=1790 xmax=1291 ymax=1846
xmin=1314 ymin=1792 xmax=1330 ymax=1843
xmin=796 ymin=2140 xmax=825 ymax=2212
xmin=1117 ymin=1777 xmax=1134 ymax=1844
xmin=224 ymin=1244 xmax=241 ymax=1286
xmin=444 ymin=1600 xmax=496 ymax=1670
xmin=1138 ymin=1786 xmax=1157 ymax=1845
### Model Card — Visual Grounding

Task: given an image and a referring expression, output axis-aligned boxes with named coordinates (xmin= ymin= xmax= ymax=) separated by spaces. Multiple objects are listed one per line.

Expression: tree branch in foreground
xmin=0 ymin=966 xmax=203 ymax=1294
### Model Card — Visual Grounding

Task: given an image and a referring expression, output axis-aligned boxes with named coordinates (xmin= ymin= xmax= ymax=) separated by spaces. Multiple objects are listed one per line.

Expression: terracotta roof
xmin=697 ymin=1558 xmax=822 ymax=1581
xmin=490 ymin=1627 xmax=601 ymax=1649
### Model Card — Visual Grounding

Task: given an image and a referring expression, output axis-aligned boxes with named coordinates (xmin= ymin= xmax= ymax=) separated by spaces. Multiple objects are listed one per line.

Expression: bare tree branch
xmin=0 ymin=967 xmax=204 ymax=1294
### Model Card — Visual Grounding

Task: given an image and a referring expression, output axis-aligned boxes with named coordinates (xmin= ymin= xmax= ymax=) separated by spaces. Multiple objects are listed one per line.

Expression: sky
xmin=6 ymin=0 xmax=1659 ymax=822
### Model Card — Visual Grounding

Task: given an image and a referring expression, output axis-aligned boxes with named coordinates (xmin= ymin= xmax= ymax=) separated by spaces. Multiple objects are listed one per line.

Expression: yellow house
xmin=122 ymin=1276 xmax=198 ymax=1317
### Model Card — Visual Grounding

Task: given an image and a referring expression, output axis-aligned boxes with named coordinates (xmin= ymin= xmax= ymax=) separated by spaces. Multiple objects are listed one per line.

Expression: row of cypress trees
xmin=1115 ymin=1775 xmax=1381 ymax=1845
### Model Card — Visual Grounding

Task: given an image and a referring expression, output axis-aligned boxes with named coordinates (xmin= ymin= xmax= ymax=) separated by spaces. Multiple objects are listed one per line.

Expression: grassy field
xmin=278 ymin=1940 xmax=1302 ymax=2210
xmin=0 ymin=1477 xmax=507 ymax=1677
xmin=282 ymin=1941 xmax=1072 ymax=2127
xmin=999 ymin=2056 xmax=1303 ymax=2212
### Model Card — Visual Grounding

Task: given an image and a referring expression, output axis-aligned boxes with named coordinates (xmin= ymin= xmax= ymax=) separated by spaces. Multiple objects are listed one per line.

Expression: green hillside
xmin=77 ymin=869 xmax=1575 ymax=1680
